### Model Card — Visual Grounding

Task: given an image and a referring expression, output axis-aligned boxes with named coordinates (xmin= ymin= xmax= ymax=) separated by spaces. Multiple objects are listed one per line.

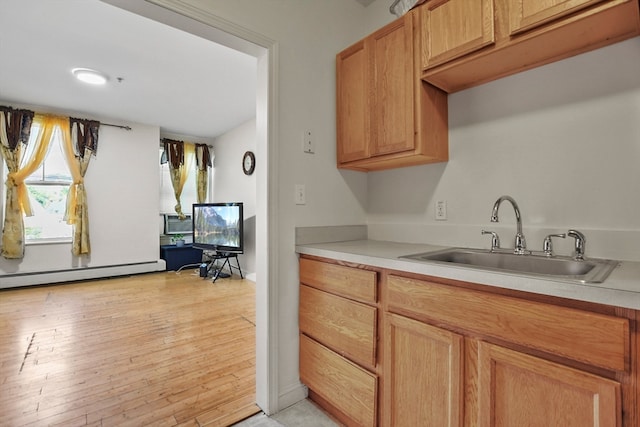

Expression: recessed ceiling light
xmin=72 ymin=68 xmax=108 ymax=85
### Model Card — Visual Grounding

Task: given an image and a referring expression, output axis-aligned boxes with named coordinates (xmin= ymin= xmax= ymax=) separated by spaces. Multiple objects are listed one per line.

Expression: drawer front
xmin=300 ymin=258 xmax=377 ymax=304
xmin=300 ymin=285 xmax=377 ymax=368
xmin=386 ymin=275 xmax=629 ymax=372
xmin=300 ymin=334 xmax=377 ymax=427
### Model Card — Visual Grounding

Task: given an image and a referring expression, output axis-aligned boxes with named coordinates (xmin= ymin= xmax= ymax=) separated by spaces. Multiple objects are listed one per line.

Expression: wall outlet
xmin=435 ymin=200 xmax=447 ymax=220
xmin=295 ymin=184 xmax=306 ymax=205
xmin=303 ymin=130 xmax=314 ymax=154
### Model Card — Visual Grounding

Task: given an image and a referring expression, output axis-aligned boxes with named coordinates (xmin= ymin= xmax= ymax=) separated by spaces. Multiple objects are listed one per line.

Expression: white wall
xmin=183 ymin=0 xmax=640 ymax=409
xmin=367 ymin=36 xmax=640 ymax=263
xmin=174 ymin=0 xmax=377 ymax=407
xmin=211 ymin=118 xmax=257 ymax=280
xmin=0 ymin=110 xmax=163 ymax=286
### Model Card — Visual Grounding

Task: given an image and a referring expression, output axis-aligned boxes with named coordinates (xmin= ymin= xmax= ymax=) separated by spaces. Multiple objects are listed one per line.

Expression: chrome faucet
xmin=490 ymin=195 xmax=528 ymax=255
xmin=543 ymin=233 xmax=566 ymax=257
xmin=567 ymin=229 xmax=586 ymax=260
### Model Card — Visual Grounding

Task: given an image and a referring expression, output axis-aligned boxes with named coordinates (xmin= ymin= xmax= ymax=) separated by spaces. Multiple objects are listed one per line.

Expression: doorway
xmin=101 ymin=0 xmax=278 ymax=414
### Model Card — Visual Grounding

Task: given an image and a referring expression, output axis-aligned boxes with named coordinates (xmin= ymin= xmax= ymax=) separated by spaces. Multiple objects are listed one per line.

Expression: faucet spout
xmin=490 ymin=195 xmax=528 ymax=254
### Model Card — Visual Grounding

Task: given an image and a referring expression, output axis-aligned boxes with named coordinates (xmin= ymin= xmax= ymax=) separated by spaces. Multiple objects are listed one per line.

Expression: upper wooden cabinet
xmin=369 ymin=16 xmax=415 ymax=158
xmin=336 ymin=40 xmax=370 ymax=164
xmin=336 ymin=12 xmax=448 ymax=171
xmin=420 ymin=0 xmax=640 ymax=92
xmin=420 ymin=0 xmax=495 ymax=69
xmin=508 ymin=0 xmax=605 ymax=35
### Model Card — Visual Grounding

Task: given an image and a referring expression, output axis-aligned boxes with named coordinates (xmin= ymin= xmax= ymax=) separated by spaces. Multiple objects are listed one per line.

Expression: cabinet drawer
xmin=300 ymin=285 xmax=377 ymax=368
xmin=300 ymin=334 xmax=377 ymax=427
xmin=300 ymin=258 xmax=377 ymax=304
xmin=386 ymin=275 xmax=629 ymax=372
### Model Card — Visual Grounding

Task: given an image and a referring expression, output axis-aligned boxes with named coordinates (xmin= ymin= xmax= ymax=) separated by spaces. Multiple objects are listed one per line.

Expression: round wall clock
xmin=242 ymin=151 xmax=255 ymax=175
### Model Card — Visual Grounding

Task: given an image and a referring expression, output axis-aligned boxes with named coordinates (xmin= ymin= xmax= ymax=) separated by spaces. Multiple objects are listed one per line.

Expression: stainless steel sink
xmin=400 ymin=248 xmax=619 ymax=283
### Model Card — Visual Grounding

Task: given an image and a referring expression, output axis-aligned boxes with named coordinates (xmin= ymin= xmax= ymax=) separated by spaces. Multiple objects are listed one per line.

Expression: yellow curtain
xmin=0 ymin=114 xmax=63 ymax=258
xmin=166 ymin=140 xmax=195 ymax=219
xmin=61 ymin=119 xmax=96 ymax=256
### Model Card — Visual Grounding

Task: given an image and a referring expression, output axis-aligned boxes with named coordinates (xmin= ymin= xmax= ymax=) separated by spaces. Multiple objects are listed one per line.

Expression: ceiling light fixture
xmin=72 ymin=68 xmax=108 ymax=85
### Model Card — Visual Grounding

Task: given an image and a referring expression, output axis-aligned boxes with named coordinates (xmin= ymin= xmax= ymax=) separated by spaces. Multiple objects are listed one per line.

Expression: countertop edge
xmin=296 ymin=240 xmax=640 ymax=311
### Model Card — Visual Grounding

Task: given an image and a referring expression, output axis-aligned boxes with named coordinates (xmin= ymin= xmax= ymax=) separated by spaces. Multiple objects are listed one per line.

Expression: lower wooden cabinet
xmin=383 ymin=313 xmax=463 ymax=427
xmin=478 ymin=341 xmax=620 ymax=427
xmin=299 ymin=255 xmax=636 ymax=426
xmin=299 ymin=334 xmax=377 ymax=426
xmin=383 ymin=274 xmax=629 ymax=426
xmin=299 ymin=257 xmax=379 ymax=426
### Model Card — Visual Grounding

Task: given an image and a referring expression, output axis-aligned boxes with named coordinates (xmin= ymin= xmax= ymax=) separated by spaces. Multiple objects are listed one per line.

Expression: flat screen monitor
xmin=192 ymin=202 xmax=243 ymax=254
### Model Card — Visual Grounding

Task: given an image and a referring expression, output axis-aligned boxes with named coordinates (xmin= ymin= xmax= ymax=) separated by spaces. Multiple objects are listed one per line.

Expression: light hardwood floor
xmin=0 ymin=271 xmax=259 ymax=427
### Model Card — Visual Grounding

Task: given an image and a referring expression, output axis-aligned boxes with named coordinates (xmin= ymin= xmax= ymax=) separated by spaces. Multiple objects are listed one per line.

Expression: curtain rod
xmin=101 ymin=123 xmax=132 ymax=131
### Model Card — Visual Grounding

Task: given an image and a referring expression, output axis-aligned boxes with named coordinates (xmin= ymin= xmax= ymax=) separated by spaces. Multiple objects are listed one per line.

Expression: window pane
xmin=159 ymin=148 xmax=198 ymax=214
xmin=44 ymin=139 xmax=72 ymax=182
xmin=23 ymin=128 xmax=72 ymax=183
xmin=24 ymin=185 xmax=72 ymax=240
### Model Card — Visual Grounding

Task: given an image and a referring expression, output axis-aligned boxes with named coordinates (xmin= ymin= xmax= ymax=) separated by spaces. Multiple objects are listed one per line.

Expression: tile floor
xmin=233 ymin=399 xmax=339 ymax=427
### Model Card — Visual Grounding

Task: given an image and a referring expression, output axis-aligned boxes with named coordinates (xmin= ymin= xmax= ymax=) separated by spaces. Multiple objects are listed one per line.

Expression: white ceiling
xmin=0 ymin=0 xmax=258 ymax=138
xmin=0 ymin=0 xmax=379 ymax=139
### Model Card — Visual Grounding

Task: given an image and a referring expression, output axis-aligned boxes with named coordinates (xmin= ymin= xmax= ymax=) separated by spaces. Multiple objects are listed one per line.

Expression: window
xmin=159 ymin=147 xmax=198 ymax=215
xmin=22 ymin=125 xmax=72 ymax=241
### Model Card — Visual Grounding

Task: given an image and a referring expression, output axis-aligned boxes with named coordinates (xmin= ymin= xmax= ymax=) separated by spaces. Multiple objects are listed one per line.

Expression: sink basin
xmin=400 ymin=248 xmax=619 ymax=283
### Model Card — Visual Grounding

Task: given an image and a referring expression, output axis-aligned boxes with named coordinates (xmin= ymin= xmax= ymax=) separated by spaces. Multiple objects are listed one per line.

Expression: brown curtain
xmin=195 ymin=144 xmax=212 ymax=203
xmin=62 ymin=118 xmax=100 ymax=255
xmin=0 ymin=106 xmax=35 ymax=259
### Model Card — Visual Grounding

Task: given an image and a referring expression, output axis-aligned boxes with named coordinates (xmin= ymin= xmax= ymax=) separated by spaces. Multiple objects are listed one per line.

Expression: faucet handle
xmin=567 ymin=229 xmax=586 ymax=260
xmin=542 ymin=233 xmax=566 ymax=257
xmin=481 ymin=230 xmax=501 ymax=252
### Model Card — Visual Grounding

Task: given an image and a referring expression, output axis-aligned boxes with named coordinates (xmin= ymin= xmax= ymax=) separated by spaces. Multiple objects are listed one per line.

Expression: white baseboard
xmin=0 ymin=260 xmax=166 ymax=289
xmin=277 ymin=383 xmax=308 ymax=412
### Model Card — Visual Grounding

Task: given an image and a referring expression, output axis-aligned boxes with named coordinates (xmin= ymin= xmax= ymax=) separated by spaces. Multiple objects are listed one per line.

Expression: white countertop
xmin=296 ymin=239 xmax=640 ymax=310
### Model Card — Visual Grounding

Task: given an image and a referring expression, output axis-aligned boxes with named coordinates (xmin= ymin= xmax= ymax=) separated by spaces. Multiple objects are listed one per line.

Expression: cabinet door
xmin=478 ymin=341 xmax=620 ymax=427
xmin=420 ymin=0 xmax=495 ymax=69
xmin=383 ymin=313 xmax=463 ymax=427
xmin=508 ymin=0 xmax=604 ymax=35
xmin=370 ymin=14 xmax=415 ymax=157
xmin=336 ymin=40 xmax=370 ymax=164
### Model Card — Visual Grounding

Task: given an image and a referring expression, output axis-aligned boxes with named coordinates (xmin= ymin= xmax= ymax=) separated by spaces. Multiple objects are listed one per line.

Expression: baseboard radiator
xmin=0 ymin=260 xmax=166 ymax=289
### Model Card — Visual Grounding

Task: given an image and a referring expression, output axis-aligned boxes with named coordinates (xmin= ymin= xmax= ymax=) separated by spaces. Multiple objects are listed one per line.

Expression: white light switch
xmin=303 ymin=130 xmax=314 ymax=154
xmin=295 ymin=184 xmax=306 ymax=205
